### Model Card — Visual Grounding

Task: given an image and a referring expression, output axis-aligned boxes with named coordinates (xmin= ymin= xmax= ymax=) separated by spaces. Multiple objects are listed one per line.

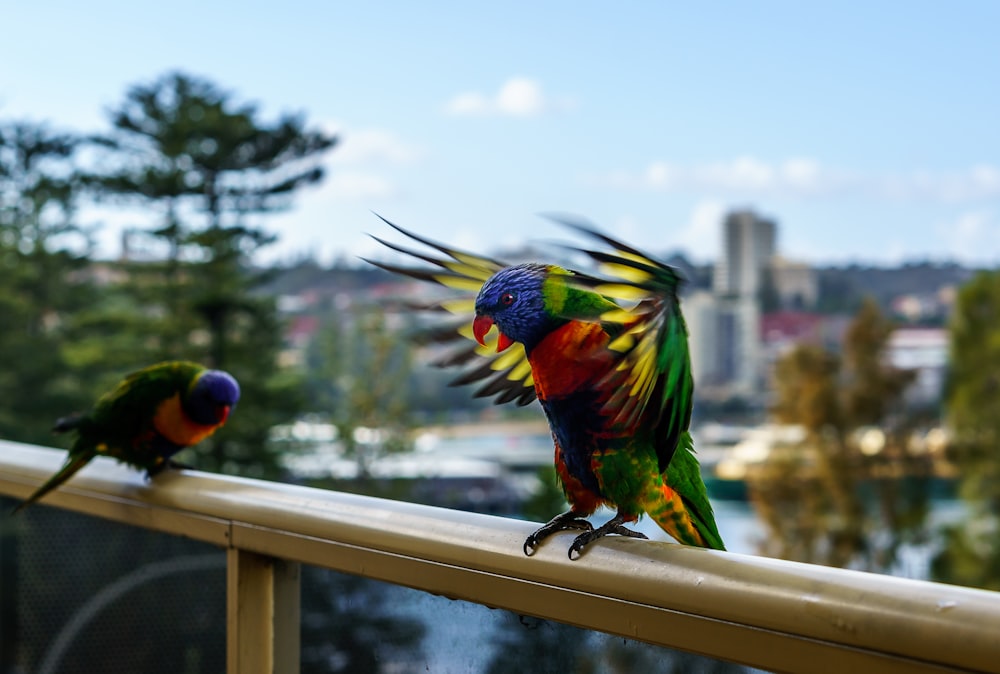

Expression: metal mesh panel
xmin=1 ymin=496 xmax=225 ymax=674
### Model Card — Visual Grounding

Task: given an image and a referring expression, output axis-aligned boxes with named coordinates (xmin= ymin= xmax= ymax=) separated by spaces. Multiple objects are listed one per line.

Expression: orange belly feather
xmin=152 ymin=394 xmax=222 ymax=447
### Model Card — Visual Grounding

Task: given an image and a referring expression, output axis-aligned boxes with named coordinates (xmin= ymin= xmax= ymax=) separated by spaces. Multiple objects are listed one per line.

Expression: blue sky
xmin=3 ymin=2 xmax=999 ymax=266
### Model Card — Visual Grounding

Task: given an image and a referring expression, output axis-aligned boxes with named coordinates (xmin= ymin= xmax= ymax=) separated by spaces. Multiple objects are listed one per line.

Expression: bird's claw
xmin=146 ymin=458 xmax=193 ymax=479
xmin=523 ymin=514 xmax=593 ymax=556
xmin=567 ymin=520 xmax=648 ymax=560
xmin=568 ymin=537 xmax=589 ymax=560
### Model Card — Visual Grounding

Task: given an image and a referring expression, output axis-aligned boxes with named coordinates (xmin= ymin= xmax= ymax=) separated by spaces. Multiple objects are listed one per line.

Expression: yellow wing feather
xmin=369 ymin=217 xmax=537 ymax=406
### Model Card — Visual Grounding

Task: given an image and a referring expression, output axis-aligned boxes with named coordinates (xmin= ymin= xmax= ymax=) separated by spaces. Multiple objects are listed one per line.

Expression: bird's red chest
xmin=528 ymin=321 xmax=613 ymax=400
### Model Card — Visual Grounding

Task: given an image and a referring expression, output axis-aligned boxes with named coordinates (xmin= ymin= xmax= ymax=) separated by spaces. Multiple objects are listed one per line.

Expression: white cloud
xmin=598 ymin=156 xmax=1000 ymax=203
xmin=446 ymin=92 xmax=491 ymax=116
xmin=698 ymin=156 xmax=776 ymax=191
xmin=330 ymin=128 xmax=422 ymax=166
xmin=600 ymin=204 xmax=723 ymax=262
xmin=643 ymin=161 xmax=677 ymax=189
xmin=879 ymin=164 xmax=1000 ymax=202
xmin=311 ymin=123 xmax=421 ymax=203
xmin=444 ymin=77 xmax=573 ymax=117
xmin=938 ymin=210 xmax=1000 ymax=263
xmin=605 ymin=156 xmax=843 ymax=196
xmin=324 ymin=172 xmax=397 ymax=200
xmin=495 ymin=78 xmax=546 ymax=116
xmin=675 ymin=200 xmax=725 ymax=261
xmin=779 ymin=158 xmax=824 ymax=191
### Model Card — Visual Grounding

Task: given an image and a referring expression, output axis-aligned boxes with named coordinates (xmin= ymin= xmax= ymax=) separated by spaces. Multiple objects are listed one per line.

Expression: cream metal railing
xmin=2 ymin=440 xmax=999 ymax=674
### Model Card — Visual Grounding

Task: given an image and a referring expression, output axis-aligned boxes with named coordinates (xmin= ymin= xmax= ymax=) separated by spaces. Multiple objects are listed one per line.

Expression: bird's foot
xmin=146 ymin=459 xmax=193 ymax=479
xmin=568 ymin=513 xmax=647 ymax=560
xmin=523 ymin=511 xmax=593 ymax=556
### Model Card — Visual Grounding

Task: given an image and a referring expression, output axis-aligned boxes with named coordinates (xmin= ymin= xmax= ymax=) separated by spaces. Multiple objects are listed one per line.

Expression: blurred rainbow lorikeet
xmin=367 ymin=216 xmax=725 ymax=558
xmin=13 ymin=360 xmax=240 ymax=513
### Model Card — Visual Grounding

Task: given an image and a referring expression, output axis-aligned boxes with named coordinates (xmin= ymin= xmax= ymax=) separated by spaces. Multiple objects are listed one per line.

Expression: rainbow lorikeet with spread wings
xmin=13 ymin=361 xmax=240 ymax=513
xmin=367 ymin=216 xmax=725 ymax=558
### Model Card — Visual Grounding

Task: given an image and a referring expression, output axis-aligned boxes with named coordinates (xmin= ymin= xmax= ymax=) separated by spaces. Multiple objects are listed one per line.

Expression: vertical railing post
xmin=226 ymin=548 xmax=301 ymax=674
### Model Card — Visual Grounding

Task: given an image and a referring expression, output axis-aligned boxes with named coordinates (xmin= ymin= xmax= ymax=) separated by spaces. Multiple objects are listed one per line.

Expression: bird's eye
xmin=500 ymin=292 xmax=515 ymax=306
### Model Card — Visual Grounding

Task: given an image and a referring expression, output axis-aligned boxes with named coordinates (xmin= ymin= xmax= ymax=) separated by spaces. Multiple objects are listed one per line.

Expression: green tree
xmin=933 ymin=270 xmax=1000 ymax=589
xmin=90 ymin=72 xmax=337 ymax=477
xmin=0 ymin=120 xmax=99 ymax=443
xmin=842 ymin=299 xmax=915 ymax=425
xmin=752 ymin=298 xmax=926 ymax=570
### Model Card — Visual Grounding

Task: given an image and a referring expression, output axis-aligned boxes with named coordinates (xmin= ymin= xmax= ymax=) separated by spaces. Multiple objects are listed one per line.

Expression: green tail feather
xmin=665 ymin=432 xmax=725 ymax=551
xmin=12 ymin=451 xmax=94 ymax=514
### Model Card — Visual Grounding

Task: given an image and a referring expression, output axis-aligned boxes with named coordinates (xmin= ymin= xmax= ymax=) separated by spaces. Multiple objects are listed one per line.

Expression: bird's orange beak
xmin=473 ymin=315 xmax=515 ymax=352
xmin=217 ymin=404 xmax=231 ymax=424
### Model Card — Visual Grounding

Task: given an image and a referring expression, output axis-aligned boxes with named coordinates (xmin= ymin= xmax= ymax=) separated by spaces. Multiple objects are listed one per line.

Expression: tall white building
xmin=700 ymin=209 xmax=777 ymax=397
xmin=713 ymin=210 xmax=777 ymax=298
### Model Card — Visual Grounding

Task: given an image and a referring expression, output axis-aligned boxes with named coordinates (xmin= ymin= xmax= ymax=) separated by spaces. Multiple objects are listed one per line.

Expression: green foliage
xmin=933 ymin=270 xmax=1000 ymax=590
xmin=944 ymin=270 xmax=1000 ymax=449
xmin=754 ymin=298 xmax=928 ymax=571
xmin=771 ymin=343 xmax=841 ymax=433
xmin=304 ymin=307 xmax=413 ymax=476
xmin=841 ymin=298 xmax=915 ymax=424
xmin=0 ymin=120 xmax=100 ymax=445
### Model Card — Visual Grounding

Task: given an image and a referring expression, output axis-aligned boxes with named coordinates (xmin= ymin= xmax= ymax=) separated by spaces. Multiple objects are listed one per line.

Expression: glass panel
xmin=301 ymin=565 xmax=757 ymax=674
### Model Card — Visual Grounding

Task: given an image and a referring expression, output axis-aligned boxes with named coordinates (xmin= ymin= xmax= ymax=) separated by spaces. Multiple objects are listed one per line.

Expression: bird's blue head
xmin=185 ymin=369 xmax=241 ymax=426
xmin=473 ymin=263 xmax=562 ymax=354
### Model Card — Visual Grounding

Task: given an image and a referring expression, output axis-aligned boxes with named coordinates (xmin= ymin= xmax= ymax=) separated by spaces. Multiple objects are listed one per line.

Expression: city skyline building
xmin=713 ymin=210 xmax=777 ymax=299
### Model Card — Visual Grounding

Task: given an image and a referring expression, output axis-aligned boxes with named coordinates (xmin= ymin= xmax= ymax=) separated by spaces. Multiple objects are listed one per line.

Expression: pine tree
xmin=0 ymin=120 xmax=99 ymax=443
